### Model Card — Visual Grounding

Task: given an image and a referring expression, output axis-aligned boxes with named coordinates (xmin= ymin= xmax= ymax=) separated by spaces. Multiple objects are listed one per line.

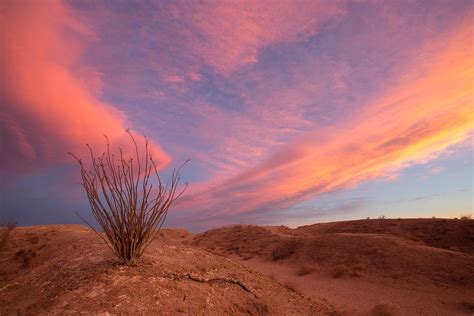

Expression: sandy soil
xmin=0 ymin=225 xmax=334 ymax=315
xmin=1 ymin=219 xmax=472 ymax=315
xmin=192 ymin=219 xmax=474 ymax=315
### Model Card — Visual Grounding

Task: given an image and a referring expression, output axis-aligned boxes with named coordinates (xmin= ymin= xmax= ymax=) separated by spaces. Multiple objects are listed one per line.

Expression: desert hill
xmin=192 ymin=219 xmax=474 ymax=315
xmin=297 ymin=218 xmax=474 ymax=254
xmin=1 ymin=219 xmax=472 ymax=315
xmin=0 ymin=225 xmax=335 ymax=315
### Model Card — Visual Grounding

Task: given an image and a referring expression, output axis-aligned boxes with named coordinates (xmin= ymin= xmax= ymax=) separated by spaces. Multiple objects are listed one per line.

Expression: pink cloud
xmin=186 ymin=0 xmax=346 ymax=73
xmin=1 ymin=0 xmax=170 ymax=178
xmin=3 ymin=1 xmax=472 ymax=229
xmin=175 ymin=16 xmax=474 ymax=223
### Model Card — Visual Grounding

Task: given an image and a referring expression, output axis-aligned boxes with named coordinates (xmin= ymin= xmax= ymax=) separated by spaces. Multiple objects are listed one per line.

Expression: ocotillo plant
xmin=70 ymin=130 xmax=187 ymax=266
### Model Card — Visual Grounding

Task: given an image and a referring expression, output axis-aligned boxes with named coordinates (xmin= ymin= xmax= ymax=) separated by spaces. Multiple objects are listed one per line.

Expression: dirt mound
xmin=291 ymin=233 xmax=474 ymax=285
xmin=192 ymin=219 xmax=474 ymax=315
xmin=192 ymin=225 xmax=282 ymax=260
xmin=0 ymin=225 xmax=335 ymax=315
xmin=192 ymin=220 xmax=474 ymax=286
xmin=298 ymin=218 xmax=474 ymax=254
xmin=156 ymin=227 xmax=193 ymax=241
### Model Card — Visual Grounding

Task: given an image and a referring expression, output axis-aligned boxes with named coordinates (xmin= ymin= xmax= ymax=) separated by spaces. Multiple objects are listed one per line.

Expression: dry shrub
xmin=370 ymin=304 xmax=401 ymax=316
xmin=330 ymin=263 xmax=363 ymax=278
xmin=70 ymin=131 xmax=188 ymax=266
xmin=249 ymin=302 xmax=269 ymax=314
xmin=460 ymin=213 xmax=472 ymax=220
xmin=0 ymin=221 xmax=16 ymax=251
xmin=14 ymin=249 xmax=36 ymax=268
xmin=27 ymin=236 xmax=40 ymax=244
xmin=448 ymin=270 xmax=470 ymax=285
xmin=331 ymin=264 xmax=348 ymax=278
xmin=283 ymin=281 xmax=298 ymax=292
xmin=241 ymin=254 xmax=253 ymax=260
xmin=351 ymin=263 xmax=365 ymax=277
xmin=296 ymin=265 xmax=314 ymax=276
xmin=458 ymin=300 xmax=474 ymax=313
xmin=271 ymin=238 xmax=301 ymax=261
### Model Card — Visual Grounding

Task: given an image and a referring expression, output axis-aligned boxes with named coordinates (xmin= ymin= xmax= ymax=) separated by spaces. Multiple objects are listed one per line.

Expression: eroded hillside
xmin=192 ymin=219 xmax=474 ymax=315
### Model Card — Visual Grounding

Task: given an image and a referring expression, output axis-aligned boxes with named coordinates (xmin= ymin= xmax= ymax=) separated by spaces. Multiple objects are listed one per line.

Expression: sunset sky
xmin=1 ymin=0 xmax=473 ymax=231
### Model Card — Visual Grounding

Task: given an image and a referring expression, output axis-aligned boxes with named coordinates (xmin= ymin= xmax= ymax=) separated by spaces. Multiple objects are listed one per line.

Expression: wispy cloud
xmin=181 ymin=0 xmax=345 ymax=73
xmin=2 ymin=1 xmax=473 ymax=229
xmin=175 ymin=16 xmax=474 ymax=225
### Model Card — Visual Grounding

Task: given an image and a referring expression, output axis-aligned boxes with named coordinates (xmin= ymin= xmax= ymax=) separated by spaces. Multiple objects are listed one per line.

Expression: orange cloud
xmin=177 ymin=16 xmax=473 ymax=220
xmin=0 ymin=0 xmax=169 ymax=177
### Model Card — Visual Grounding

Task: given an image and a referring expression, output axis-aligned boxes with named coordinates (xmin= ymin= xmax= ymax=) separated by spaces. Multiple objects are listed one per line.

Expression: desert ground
xmin=0 ymin=218 xmax=473 ymax=315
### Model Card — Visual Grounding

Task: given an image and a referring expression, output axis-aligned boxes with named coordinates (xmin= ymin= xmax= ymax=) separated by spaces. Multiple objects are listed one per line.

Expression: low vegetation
xmin=14 ymin=249 xmax=36 ymax=268
xmin=457 ymin=300 xmax=474 ymax=313
xmin=0 ymin=221 xmax=17 ymax=251
xmin=283 ymin=281 xmax=299 ymax=293
xmin=331 ymin=264 xmax=349 ymax=278
xmin=70 ymin=131 xmax=188 ymax=266
xmin=370 ymin=304 xmax=401 ymax=316
xmin=271 ymin=238 xmax=301 ymax=261
xmin=296 ymin=265 xmax=314 ymax=276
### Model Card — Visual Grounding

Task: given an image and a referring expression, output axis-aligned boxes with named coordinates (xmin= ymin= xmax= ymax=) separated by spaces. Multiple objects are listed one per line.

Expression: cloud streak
xmin=175 ymin=17 xmax=473 ymax=225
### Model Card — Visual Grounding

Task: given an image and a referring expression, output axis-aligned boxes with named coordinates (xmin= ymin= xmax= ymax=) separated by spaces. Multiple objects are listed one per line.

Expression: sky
xmin=1 ymin=0 xmax=473 ymax=232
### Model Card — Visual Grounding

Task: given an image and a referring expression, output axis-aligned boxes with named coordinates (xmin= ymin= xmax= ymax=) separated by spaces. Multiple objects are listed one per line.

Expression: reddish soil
xmin=1 ymin=219 xmax=472 ymax=315
xmin=192 ymin=219 xmax=474 ymax=315
xmin=0 ymin=225 xmax=334 ymax=315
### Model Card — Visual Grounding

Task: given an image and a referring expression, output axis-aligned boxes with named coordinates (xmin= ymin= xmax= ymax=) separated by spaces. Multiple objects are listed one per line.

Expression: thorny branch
xmin=69 ymin=130 xmax=188 ymax=266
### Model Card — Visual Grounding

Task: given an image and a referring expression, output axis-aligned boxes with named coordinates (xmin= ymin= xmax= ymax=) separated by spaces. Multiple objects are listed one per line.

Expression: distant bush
xmin=370 ymin=304 xmax=401 ymax=316
xmin=460 ymin=213 xmax=472 ymax=220
xmin=0 ymin=221 xmax=17 ymax=251
xmin=14 ymin=249 xmax=36 ymax=267
xmin=457 ymin=300 xmax=474 ymax=313
xmin=250 ymin=302 xmax=269 ymax=314
xmin=378 ymin=215 xmax=387 ymax=220
xmin=283 ymin=281 xmax=299 ymax=293
xmin=296 ymin=265 xmax=314 ymax=276
xmin=330 ymin=263 xmax=363 ymax=278
xmin=271 ymin=238 xmax=301 ymax=261
xmin=70 ymin=131 xmax=188 ymax=266
xmin=331 ymin=264 xmax=349 ymax=278
xmin=27 ymin=235 xmax=40 ymax=244
xmin=449 ymin=270 xmax=470 ymax=285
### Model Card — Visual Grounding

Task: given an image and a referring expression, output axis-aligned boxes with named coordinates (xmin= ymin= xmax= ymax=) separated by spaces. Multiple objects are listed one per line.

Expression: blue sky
xmin=1 ymin=0 xmax=473 ymax=231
